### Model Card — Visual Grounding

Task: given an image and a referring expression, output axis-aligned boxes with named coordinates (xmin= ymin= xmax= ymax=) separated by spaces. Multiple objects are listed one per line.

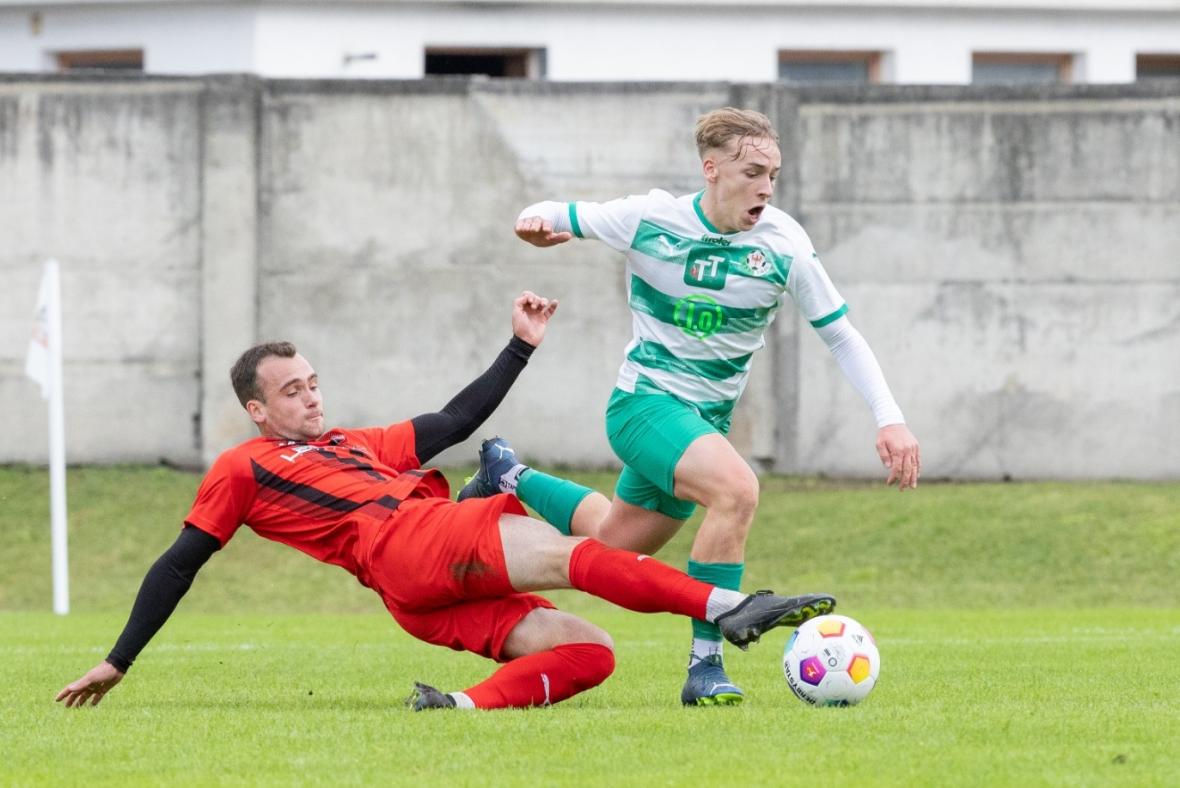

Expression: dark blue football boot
xmin=681 ymin=654 xmax=745 ymax=706
xmin=457 ymin=437 xmax=526 ymax=501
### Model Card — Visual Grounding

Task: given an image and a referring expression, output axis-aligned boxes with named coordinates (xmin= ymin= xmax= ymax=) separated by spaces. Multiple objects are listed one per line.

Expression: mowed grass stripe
xmin=2 ymin=467 xmax=1178 ymax=612
xmin=4 ymin=609 xmax=1179 ymax=785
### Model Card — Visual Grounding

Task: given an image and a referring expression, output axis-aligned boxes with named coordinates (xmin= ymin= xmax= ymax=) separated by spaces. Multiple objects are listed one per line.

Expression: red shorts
xmin=366 ymin=493 xmax=555 ymax=662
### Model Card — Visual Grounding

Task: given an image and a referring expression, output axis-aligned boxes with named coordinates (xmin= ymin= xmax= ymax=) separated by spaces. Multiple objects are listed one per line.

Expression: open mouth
xmin=747 ymin=205 xmax=765 ymax=221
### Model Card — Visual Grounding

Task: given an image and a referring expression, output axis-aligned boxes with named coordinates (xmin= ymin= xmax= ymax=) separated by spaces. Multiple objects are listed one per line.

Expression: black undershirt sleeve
xmin=105 ymin=524 xmax=220 ymax=672
xmin=410 ymin=335 xmax=536 ymax=464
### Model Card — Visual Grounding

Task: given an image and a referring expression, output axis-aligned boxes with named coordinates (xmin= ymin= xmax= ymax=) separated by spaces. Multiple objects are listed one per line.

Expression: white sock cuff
xmin=449 ymin=691 xmax=476 ymax=709
xmin=688 ymin=638 xmax=724 ymax=667
xmin=705 ymin=588 xmax=747 ymax=623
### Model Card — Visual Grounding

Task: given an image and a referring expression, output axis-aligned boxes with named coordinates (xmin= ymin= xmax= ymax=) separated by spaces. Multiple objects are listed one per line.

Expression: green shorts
xmin=605 ymin=388 xmax=721 ymax=521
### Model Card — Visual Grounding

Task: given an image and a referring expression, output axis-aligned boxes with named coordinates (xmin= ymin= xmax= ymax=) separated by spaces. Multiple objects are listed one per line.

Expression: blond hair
xmin=694 ymin=107 xmax=778 ymax=158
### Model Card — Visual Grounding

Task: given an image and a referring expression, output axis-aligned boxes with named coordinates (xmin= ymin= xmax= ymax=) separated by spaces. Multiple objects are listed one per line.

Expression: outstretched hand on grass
xmin=512 ymin=290 xmax=559 ymax=347
xmin=55 ymin=661 xmax=124 ymax=708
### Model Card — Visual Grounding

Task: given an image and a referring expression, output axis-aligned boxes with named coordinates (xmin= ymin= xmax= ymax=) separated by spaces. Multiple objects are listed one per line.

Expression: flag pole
xmin=46 ymin=259 xmax=69 ymax=615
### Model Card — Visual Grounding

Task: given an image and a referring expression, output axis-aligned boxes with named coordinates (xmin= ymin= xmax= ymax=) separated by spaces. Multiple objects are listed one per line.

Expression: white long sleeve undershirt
xmin=519 ymin=201 xmax=569 ymax=230
xmin=814 ymin=316 xmax=905 ymax=428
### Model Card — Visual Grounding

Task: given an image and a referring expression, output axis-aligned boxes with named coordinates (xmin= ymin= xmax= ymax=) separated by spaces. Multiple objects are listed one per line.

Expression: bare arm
xmin=55 ymin=525 xmax=219 ymax=707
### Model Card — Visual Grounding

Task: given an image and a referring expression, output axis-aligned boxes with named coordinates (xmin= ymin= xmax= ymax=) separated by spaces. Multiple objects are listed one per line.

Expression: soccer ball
xmin=782 ymin=614 xmax=880 ymax=706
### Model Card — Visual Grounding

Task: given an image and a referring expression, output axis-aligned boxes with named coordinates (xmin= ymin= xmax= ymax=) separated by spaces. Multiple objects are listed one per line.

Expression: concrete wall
xmin=1 ymin=76 xmax=1177 ymax=478
xmin=1 ymin=77 xmax=206 ymax=465
xmin=788 ymin=85 xmax=1180 ymax=479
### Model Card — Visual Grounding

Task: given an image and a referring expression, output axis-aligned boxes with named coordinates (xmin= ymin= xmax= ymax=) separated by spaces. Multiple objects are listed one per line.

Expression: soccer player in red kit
xmin=56 ymin=291 xmax=834 ymax=711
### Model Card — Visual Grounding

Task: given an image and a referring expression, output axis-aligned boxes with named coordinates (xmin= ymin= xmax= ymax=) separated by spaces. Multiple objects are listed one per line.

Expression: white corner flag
xmin=25 ymin=264 xmax=52 ymax=399
xmin=26 ymin=259 xmax=69 ymax=615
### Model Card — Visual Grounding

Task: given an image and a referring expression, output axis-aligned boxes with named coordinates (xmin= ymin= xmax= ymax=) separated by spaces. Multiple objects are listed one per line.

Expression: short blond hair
xmin=694 ymin=107 xmax=778 ymax=158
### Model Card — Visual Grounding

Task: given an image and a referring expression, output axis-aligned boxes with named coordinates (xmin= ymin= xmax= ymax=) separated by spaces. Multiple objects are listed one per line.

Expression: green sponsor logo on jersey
xmin=673 ymin=294 xmax=726 ymax=339
xmin=684 ymin=249 xmax=729 ymax=290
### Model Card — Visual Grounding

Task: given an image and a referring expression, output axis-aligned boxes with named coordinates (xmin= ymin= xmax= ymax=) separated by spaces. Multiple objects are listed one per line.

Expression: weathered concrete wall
xmin=1 ymin=78 xmax=206 ymax=466
xmin=2 ymin=77 xmax=1177 ymax=478
xmin=789 ymin=86 xmax=1180 ymax=479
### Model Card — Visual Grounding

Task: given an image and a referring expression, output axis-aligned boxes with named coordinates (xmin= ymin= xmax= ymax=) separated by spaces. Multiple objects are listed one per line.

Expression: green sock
xmin=688 ymin=560 xmax=744 ymax=642
xmin=515 ymin=468 xmax=594 ymax=536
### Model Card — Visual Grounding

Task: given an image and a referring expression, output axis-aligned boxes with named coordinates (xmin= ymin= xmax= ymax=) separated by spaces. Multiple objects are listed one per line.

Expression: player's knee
xmin=508 ymin=608 xmax=613 ymax=656
xmin=501 ymin=514 xmax=583 ymax=588
xmin=557 ymin=641 xmax=616 ymax=694
xmin=736 ymin=471 xmax=760 ymax=512
xmin=576 ymin=642 xmax=616 ymax=689
xmin=705 ymin=467 xmax=759 ymax=522
xmin=562 ymin=615 xmax=614 ymax=652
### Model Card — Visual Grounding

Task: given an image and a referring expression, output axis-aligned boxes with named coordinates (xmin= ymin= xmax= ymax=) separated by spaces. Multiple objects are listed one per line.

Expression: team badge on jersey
xmin=745 ymin=250 xmax=772 ymax=277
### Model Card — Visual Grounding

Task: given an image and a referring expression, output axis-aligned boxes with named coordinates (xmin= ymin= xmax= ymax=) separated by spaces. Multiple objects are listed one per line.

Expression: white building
xmin=1 ymin=0 xmax=1179 ymax=83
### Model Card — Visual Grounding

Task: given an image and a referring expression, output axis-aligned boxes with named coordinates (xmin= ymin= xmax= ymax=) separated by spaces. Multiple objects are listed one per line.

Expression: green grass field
xmin=3 ymin=466 xmax=1179 ymax=785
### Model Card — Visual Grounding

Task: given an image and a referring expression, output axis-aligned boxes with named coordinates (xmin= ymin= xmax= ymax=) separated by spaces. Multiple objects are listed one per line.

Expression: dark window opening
xmin=424 ymin=48 xmax=545 ymax=78
xmin=972 ymin=52 xmax=1072 ymax=84
xmin=778 ymin=51 xmax=882 ymax=84
xmin=56 ymin=49 xmax=144 ymax=72
xmin=1137 ymin=54 xmax=1180 ymax=81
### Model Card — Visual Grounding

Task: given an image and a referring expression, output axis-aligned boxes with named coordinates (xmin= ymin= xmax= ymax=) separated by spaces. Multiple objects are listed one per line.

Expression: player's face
xmin=702 ymin=135 xmax=781 ymax=232
xmin=249 ymin=354 xmax=325 ymax=441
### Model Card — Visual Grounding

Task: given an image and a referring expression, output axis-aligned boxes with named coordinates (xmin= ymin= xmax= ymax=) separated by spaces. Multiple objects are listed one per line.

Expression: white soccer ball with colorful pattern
xmin=782 ymin=614 xmax=880 ymax=706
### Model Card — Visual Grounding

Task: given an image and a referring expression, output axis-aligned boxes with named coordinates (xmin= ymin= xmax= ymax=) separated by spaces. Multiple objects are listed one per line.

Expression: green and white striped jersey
xmin=565 ymin=188 xmax=848 ymax=430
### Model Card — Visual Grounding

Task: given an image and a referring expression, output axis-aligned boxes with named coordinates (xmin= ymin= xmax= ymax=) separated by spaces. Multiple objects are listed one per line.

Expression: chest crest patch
xmin=745 ymin=250 xmax=772 ymax=276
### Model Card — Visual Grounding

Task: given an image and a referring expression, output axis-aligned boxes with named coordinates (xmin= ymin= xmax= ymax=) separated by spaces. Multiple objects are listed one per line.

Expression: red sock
xmin=567 ymin=539 xmax=712 ymax=619
xmin=464 ymin=643 xmax=615 ymax=709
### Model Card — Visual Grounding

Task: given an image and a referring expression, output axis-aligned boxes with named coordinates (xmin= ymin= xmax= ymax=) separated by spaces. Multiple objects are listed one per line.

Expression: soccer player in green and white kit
xmin=461 ymin=107 xmax=920 ymax=706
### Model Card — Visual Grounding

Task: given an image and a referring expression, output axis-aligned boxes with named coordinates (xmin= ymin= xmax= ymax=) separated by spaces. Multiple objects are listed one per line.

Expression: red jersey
xmin=184 ymin=421 xmax=449 ymax=587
